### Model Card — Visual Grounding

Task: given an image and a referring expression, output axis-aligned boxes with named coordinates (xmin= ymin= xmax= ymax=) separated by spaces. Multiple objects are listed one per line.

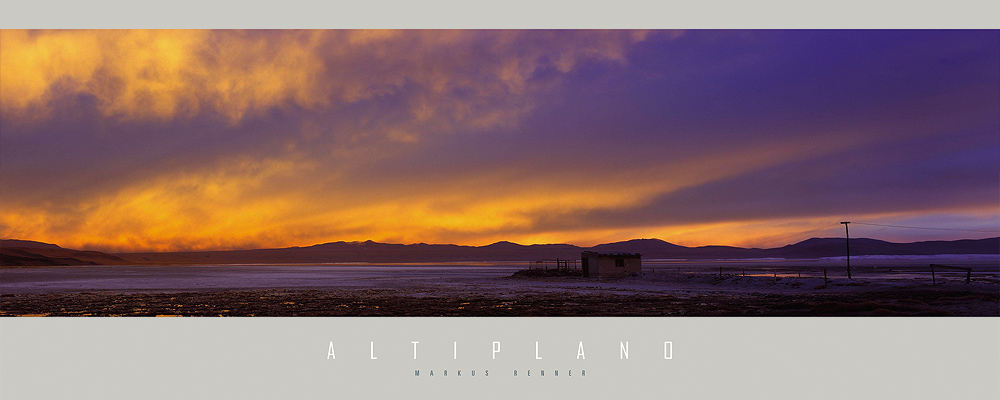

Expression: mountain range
xmin=2 ymin=237 xmax=997 ymax=266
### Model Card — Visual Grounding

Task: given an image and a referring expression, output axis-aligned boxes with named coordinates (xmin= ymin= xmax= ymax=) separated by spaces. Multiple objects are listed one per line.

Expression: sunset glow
xmin=2 ymin=29 xmax=998 ymax=252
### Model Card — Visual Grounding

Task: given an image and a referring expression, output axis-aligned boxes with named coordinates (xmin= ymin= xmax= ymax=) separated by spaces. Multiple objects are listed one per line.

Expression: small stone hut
xmin=581 ymin=251 xmax=641 ymax=278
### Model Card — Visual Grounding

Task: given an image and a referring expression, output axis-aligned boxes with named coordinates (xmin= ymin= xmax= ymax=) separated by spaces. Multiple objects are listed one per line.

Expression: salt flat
xmin=1 ymin=257 xmax=997 ymax=316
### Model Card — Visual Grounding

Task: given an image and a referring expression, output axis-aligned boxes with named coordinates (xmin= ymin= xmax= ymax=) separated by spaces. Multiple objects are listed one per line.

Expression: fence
xmin=640 ymin=263 xmax=988 ymax=285
xmin=929 ymin=264 xmax=972 ymax=284
xmin=528 ymin=258 xmax=580 ymax=271
xmin=523 ymin=260 xmax=991 ymax=284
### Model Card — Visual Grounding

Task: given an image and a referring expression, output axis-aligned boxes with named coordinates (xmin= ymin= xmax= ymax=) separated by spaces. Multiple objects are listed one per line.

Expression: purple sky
xmin=1 ymin=30 xmax=997 ymax=251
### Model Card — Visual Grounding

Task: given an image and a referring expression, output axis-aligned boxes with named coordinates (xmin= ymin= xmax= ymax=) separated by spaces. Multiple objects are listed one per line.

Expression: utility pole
xmin=841 ymin=221 xmax=851 ymax=279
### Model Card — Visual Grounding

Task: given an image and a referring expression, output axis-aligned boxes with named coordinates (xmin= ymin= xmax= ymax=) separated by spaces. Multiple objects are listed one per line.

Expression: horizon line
xmin=3 ymin=235 xmax=998 ymax=254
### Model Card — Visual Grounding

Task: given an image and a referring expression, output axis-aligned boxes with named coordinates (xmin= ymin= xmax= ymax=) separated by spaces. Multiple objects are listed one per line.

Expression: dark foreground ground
xmin=2 ymin=286 xmax=997 ymax=316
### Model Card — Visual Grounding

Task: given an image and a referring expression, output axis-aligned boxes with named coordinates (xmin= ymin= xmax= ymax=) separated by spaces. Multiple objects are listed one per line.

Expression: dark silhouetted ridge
xmin=6 ymin=237 xmax=996 ymax=265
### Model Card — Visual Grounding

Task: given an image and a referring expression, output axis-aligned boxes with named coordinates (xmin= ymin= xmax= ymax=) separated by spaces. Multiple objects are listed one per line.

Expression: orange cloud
xmin=1 ymin=30 xmax=329 ymax=123
xmin=1 ymin=29 xmax=652 ymax=131
xmin=2 ymin=157 xmax=301 ymax=251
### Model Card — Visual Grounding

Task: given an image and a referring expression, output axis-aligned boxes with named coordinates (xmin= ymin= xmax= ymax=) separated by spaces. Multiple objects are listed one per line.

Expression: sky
xmin=1 ymin=29 xmax=998 ymax=252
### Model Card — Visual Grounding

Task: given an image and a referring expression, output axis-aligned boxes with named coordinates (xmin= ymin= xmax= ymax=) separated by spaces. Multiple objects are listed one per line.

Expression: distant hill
xmin=763 ymin=237 xmax=1000 ymax=258
xmin=1 ymin=239 xmax=63 ymax=250
xmin=4 ymin=237 xmax=997 ymax=266
xmin=590 ymin=238 xmax=688 ymax=254
xmin=590 ymin=237 xmax=999 ymax=260
xmin=114 ymin=236 xmax=999 ymax=264
xmin=1 ymin=239 xmax=129 ymax=266
xmin=118 ymin=240 xmax=586 ymax=264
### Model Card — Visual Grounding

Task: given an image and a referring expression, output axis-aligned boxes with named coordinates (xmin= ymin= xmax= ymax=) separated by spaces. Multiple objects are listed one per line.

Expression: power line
xmin=850 ymin=221 xmax=1000 ymax=233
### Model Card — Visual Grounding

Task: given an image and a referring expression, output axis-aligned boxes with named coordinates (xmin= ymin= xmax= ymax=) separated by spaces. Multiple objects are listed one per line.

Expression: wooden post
xmin=966 ymin=270 xmax=971 ymax=284
xmin=931 ymin=265 xmax=935 ymax=285
xmin=773 ymin=272 xmax=777 ymax=282
xmin=841 ymin=221 xmax=851 ymax=279
xmin=824 ymin=268 xmax=828 ymax=285
xmin=719 ymin=266 xmax=723 ymax=279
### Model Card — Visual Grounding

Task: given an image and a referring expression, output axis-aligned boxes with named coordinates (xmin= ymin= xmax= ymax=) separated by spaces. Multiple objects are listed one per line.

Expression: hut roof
xmin=582 ymin=251 xmax=641 ymax=257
